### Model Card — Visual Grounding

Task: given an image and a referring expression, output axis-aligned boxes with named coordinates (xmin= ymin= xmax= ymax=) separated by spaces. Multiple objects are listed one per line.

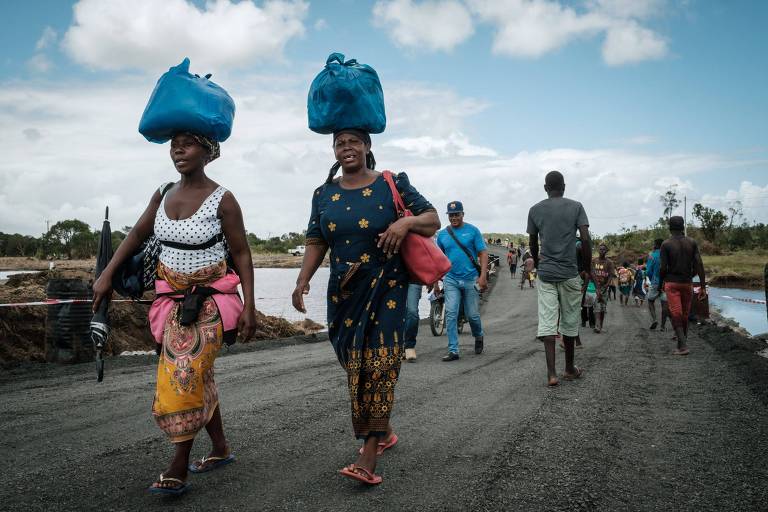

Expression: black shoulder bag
xmin=446 ymin=227 xmax=482 ymax=274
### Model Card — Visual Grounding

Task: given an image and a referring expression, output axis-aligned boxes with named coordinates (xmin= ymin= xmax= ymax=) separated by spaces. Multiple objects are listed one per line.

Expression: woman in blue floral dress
xmin=292 ymin=129 xmax=439 ymax=485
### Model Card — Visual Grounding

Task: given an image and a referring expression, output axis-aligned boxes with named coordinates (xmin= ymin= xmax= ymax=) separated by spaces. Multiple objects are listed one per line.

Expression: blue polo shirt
xmin=436 ymin=222 xmax=486 ymax=280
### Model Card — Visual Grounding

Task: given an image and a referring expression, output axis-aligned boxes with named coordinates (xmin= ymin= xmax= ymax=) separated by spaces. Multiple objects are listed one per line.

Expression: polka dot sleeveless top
xmin=154 ymin=184 xmax=228 ymax=273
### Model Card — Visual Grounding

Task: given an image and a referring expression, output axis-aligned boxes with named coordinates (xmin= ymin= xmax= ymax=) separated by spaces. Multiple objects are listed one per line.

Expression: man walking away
xmin=403 ymin=283 xmax=422 ymax=361
xmin=507 ymin=243 xmax=518 ymax=278
xmin=660 ymin=216 xmax=707 ymax=356
xmin=591 ymin=243 xmax=614 ymax=333
xmin=436 ymin=201 xmax=488 ymax=361
xmin=528 ymin=171 xmax=591 ymax=386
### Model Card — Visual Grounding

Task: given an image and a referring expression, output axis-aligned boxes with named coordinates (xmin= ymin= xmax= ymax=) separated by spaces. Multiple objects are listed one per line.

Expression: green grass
xmin=703 ymin=250 xmax=768 ymax=279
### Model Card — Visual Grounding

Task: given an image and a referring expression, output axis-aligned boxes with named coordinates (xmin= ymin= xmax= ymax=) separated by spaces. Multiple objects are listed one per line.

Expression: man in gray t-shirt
xmin=527 ymin=171 xmax=591 ymax=387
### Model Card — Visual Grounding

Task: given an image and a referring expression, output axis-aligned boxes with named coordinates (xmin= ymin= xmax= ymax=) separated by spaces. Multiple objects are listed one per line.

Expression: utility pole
xmin=45 ymin=219 xmax=50 ymax=233
xmin=683 ymin=195 xmax=687 ymax=235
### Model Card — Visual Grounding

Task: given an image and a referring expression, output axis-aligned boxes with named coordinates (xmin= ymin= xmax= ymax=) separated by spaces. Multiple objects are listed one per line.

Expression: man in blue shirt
xmin=645 ymin=238 xmax=665 ymax=330
xmin=436 ymin=201 xmax=488 ymax=361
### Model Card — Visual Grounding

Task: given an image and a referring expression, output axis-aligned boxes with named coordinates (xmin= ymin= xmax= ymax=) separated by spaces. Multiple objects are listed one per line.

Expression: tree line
xmin=0 ymin=220 xmax=306 ymax=259
xmin=605 ymin=189 xmax=768 ymax=255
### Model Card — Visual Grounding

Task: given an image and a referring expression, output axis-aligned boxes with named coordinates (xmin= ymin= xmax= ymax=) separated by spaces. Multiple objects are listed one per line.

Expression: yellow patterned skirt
xmin=152 ymin=261 xmax=226 ymax=443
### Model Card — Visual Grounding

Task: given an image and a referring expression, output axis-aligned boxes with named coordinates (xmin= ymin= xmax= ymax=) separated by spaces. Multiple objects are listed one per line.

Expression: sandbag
xmin=307 ymin=53 xmax=386 ymax=135
xmin=139 ymin=58 xmax=235 ymax=143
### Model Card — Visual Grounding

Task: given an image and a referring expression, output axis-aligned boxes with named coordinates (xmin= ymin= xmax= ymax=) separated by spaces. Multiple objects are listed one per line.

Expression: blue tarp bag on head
xmin=308 ymin=53 xmax=386 ymax=135
xmin=139 ymin=58 xmax=235 ymax=143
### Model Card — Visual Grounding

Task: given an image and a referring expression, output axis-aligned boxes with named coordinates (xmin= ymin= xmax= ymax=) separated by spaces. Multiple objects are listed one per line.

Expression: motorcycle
xmin=428 ymin=280 xmax=466 ymax=336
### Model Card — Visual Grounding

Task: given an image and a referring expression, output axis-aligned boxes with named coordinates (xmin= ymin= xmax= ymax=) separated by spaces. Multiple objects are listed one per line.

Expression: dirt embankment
xmin=0 ymin=271 xmax=323 ymax=367
xmin=1 ymin=254 xmax=330 ymax=272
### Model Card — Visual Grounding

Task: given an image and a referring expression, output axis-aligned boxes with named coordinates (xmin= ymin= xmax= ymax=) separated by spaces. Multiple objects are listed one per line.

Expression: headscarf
xmin=327 ymin=129 xmax=375 ymax=183
xmin=181 ymin=132 xmax=221 ymax=163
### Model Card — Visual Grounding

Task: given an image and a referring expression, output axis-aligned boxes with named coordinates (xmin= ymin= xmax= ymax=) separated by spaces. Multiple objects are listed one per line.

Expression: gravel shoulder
xmin=1 ymin=248 xmax=766 ymax=511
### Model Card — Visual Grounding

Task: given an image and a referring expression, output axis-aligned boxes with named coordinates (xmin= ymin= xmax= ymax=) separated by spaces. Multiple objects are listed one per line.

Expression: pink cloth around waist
xmin=148 ymin=272 xmax=244 ymax=343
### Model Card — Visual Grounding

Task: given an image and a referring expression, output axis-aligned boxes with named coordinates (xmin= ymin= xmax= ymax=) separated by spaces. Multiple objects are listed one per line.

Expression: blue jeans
xmin=444 ymin=275 xmax=484 ymax=354
xmin=404 ymin=283 xmax=422 ymax=349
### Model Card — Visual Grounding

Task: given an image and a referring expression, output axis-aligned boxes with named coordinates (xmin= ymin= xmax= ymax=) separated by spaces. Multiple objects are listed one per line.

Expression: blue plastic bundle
xmin=307 ymin=53 xmax=386 ymax=135
xmin=139 ymin=58 xmax=235 ymax=143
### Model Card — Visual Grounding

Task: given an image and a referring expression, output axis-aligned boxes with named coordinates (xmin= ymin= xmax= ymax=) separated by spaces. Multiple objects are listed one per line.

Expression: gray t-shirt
xmin=526 ymin=197 xmax=589 ymax=282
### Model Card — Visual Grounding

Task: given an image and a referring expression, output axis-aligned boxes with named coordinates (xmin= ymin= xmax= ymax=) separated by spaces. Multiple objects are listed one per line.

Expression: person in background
xmin=618 ymin=262 xmax=634 ymax=306
xmin=591 ymin=243 xmax=615 ymax=334
xmin=660 ymin=215 xmax=707 ymax=356
xmin=645 ymin=239 xmax=664 ymax=330
xmin=577 ymin=240 xmax=595 ymax=331
xmin=403 ymin=283 xmax=423 ymax=361
xmin=507 ymin=242 xmax=519 ymax=278
xmin=527 ymin=171 xmax=591 ymax=387
xmin=436 ymin=201 xmax=488 ymax=361
xmin=608 ymin=272 xmax=618 ymax=301
xmin=521 ymin=251 xmax=536 ymax=290
xmin=633 ymin=258 xmax=646 ymax=306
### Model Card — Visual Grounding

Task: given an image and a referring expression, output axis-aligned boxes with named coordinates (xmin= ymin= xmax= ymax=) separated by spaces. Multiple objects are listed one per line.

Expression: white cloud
xmin=469 ymin=0 xmax=604 ymax=58
xmin=26 ymin=54 xmax=53 ymax=73
xmin=602 ymin=21 xmax=667 ymax=65
xmin=698 ymin=182 xmax=768 ymax=224
xmin=62 ymin=0 xmax=308 ymax=72
xmin=373 ymin=0 xmax=475 ymax=52
xmin=1 ymin=73 xmax=764 ymax=240
xmin=465 ymin=0 xmax=669 ymax=65
xmin=35 ymin=26 xmax=57 ymax=51
xmin=314 ymin=18 xmax=328 ymax=30
xmin=384 ymin=132 xmax=497 ymax=158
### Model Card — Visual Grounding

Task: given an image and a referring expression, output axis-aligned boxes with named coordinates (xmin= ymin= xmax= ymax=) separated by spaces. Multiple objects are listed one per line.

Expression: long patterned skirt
xmin=328 ymin=259 xmax=407 ymax=439
xmin=152 ymin=262 xmax=225 ymax=443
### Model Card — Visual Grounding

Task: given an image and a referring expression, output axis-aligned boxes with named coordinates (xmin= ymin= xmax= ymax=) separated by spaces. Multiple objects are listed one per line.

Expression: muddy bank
xmin=0 ymin=271 xmax=323 ymax=367
xmin=695 ymin=318 xmax=768 ymax=406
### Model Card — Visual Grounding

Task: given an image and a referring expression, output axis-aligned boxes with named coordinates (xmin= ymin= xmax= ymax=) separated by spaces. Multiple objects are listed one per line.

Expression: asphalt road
xmin=1 ymin=248 xmax=767 ymax=511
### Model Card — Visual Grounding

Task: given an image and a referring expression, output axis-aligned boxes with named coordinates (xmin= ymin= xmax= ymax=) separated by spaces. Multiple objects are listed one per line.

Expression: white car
xmin=288 ymin=245 xmax=305 ymax=256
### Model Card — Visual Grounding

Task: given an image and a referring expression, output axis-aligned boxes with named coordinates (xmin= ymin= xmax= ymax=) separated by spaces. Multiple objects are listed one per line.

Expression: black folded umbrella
xmin=90 ymin=206 xmax=112 ymax=382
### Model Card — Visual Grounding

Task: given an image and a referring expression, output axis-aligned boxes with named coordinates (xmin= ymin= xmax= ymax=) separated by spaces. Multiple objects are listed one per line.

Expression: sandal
xmin=148 ymin=473 xmax=191 ymax=495
xmin=359 ymin=433 xmax=399 ymax=456
xmin=188 ymin=453 xmax=236 ymax=474
xmin=339 ymin=464 xmax=382 ymax=485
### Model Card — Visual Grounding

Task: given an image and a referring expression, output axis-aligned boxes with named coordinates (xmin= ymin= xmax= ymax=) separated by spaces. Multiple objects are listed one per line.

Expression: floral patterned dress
xmin=306 ymin=172 xmax=434 ymax=439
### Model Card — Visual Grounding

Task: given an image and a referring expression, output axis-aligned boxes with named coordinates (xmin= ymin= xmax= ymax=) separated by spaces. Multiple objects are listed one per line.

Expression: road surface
xmin=1 ymin=248 xmax=767 ymax=511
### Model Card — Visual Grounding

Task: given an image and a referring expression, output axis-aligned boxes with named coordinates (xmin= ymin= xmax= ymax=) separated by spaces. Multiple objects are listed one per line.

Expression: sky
xmin=1 ymin=0 xmax=767 ymax=239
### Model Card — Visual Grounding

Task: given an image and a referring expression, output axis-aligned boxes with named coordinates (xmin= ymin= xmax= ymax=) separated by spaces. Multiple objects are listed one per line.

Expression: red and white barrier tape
xmin=720 ymin=295 xmax=766 ymax=305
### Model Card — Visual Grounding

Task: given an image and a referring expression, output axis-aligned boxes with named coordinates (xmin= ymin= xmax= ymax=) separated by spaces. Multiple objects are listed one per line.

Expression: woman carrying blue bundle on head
xmin=294 ymin=53 xmax=441 ymax=486
xmin=92 ymin=59 xmax=256 ymax=496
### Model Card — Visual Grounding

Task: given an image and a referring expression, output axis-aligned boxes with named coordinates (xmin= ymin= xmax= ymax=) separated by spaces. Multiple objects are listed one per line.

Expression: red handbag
xmin=382 ymin=171 xmax=451 ymax=285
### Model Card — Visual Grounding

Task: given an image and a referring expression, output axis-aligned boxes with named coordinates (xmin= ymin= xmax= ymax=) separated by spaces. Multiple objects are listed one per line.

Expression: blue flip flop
xmin=148 ymin=474 xmax=191 ymax=496
xmin=188 ymin=453 xmax=236 ymax=474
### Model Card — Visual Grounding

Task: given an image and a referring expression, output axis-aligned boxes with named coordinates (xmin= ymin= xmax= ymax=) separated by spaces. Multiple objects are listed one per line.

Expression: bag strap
xmin=446 ymin=226 xmax=482 ymax=274
xmin=162 ymin=232 xmax=224 ymax=251
xmin=381 ymin=170 xmax=409 ymax=216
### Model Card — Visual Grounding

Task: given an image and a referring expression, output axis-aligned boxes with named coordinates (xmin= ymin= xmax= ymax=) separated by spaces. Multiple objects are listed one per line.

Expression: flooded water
xmin=0 ymin=270 xmax=38 ymax=281
xmin=252 ymin=268 xmax=431 ymax=325
xmin=708 ymin=286 xmax=767 ymax=336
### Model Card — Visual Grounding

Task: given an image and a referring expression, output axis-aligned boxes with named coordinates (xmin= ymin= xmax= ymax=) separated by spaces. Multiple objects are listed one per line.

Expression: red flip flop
xmin=339 ymin=464 xmax=383 ymax=485
xmin=359 ymin=433 xmax=399 ymax=455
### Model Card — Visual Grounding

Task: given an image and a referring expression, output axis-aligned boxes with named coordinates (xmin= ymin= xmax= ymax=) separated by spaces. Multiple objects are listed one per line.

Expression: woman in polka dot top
xmin=93 ymin=132 xmax=256 ymax=494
